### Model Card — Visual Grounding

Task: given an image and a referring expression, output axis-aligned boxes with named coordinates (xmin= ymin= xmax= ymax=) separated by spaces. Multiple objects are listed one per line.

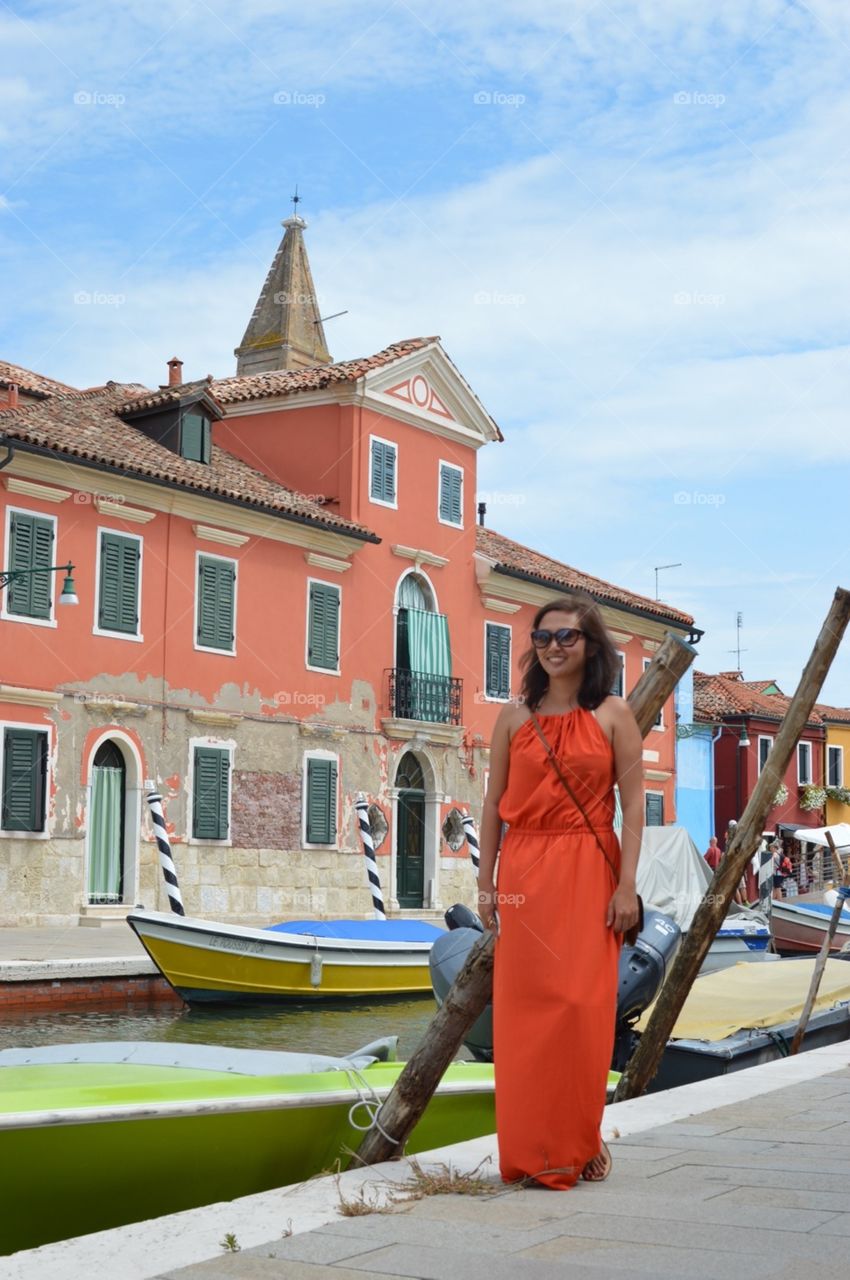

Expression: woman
xmin=477 ymin=593 xmax=643 ymax=1187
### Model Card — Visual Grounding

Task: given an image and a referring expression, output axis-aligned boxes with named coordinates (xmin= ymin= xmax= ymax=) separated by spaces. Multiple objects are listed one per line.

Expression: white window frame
xmin=0 ymin=505 xmax=59 ymax=629
xmin=827 ymin=744 xmax=844 ymax=789
xmin=644 ymin=789 xmax=665 ymax=826
xmin=305 ymin=577 xmax=342 ymax=677
xmin=187 ymin=737 xmax=235 ymax=847
xmin=483 ymin=621 xmax=512 ymax=702
xmin=797 ymin=740 xmax=813 ymax=786
xmin=302 ymin=748 xmax=340 ymax=850
xmin=193 ymin=550 xmax=238 ymax=657
xmin=757 ymin=735 xmax=774 ymax=775
xmin=0 ymin=719 xmax=52 ymax=840
xmin=643 ymin=657 xmax=663 ymax=728
xmin=92 ymin=525 xmax=144 ymax=642
xmin=437 ymin=459 xmax=463 ymax=529
xmin=612 ymin=650 xmax=626 ymax=698
xmin=368 ymin=434 xmax=398 ymax=510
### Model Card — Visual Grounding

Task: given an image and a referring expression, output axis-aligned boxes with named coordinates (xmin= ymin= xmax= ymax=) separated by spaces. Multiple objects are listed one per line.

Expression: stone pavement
xmin=154 ymin=1065 xmax=850 ymax=1280
xmin=0 ymin=925 xmax=146 ymax=962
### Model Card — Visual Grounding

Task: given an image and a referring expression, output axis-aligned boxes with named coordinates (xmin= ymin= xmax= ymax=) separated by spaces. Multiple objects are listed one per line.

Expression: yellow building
xmin=815 ymin=705 xmax=850 ymax=826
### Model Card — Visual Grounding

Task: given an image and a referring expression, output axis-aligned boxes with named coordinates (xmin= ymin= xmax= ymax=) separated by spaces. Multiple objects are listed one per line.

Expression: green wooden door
xmin=396 ymin=753 xmax=425 ymax=908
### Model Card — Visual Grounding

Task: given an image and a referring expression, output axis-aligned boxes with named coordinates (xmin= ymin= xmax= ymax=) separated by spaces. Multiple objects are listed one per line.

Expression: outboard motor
xmin=429 ymin=904 xmax=682 ymax=1067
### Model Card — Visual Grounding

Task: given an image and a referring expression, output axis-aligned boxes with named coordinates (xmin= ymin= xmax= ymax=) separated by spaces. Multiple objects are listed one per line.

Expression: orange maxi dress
xmin=493 ymin=707 xmax=623 ymax=1188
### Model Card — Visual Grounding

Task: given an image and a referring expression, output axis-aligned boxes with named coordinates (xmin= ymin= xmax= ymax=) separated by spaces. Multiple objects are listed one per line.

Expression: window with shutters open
xmin=191 ymin=745 xmax=231 ymax=841
xmin=1 ymin=727 xmax=48 ymax=833
xmin=369 ymin=436 xmax=397 ymax=507
xmin=195 ymin=553 xmax=237 ymax=653
xmin=304 ymin=755 xmax=338 ymax=845
xmin=2 ymin=508 xmax=56 ymax=623
xmin=485 ymin=623 xmax=511 ymax=699
xmin=306 ymin=580 xmax=340 ymax=673
xmin=96 ymin=530 xmax=141 ymax=637
xmin=438 ymin=462 xmax=463 ymax=527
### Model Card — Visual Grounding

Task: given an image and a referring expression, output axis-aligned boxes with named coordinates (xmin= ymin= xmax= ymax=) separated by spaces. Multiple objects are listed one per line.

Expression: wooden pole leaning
xmin=790 ymin=830 xmax=850 ymax=1055
xmin=615 ymin=587 xmax=850 ymax=1101
xmin=352 ymin=630 xmax=698 ymax=1168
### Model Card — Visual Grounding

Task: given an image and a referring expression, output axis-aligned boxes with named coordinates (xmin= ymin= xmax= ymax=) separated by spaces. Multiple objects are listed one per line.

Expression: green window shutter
xmin=98 ymin=533 xmax=140 ymax=633
xmin=197 ymin=557 xmax=235 ymax=650
xmin=370 ymin=441 xmax=396 ymax=503
xmin=182 ymin=412 xmax=211 ymax=464
xmin=307 ymin=582 xmax=340 ymax=669
xmin=193 ymin=747 xmax=230 ymax=840
xmin=2 ymin=728 xmax=47 ymax=832
xmin=7 ymin=512 xmax=54 ymax=619
xmin=306 ymin=757 xmax=337 ymax=843
xmin=645 ymin=793 xmax=664 ymax=827
xmin=439 ymin=466 xmax=462 ymax=524
xmin=486 ymin=624 xmax=510 ymax=698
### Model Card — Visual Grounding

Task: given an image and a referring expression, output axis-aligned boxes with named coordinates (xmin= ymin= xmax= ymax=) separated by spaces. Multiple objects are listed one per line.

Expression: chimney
xmin=167 ymin=357 xmax=183 ymax=387
xmin=0 ymin=383 xmax=19 ymax=410
xmin=477 ymin=501 xmax=487 ymax=526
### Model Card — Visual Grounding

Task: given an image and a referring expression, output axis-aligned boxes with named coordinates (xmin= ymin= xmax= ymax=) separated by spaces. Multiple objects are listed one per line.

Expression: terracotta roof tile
xmin=693 ymin=671 xmax=823 ymax=724
xmin=0 ymin=384 xmax=375 ymax=540
xmin=116 ymin=378 xmax=221 ymax=417
xmin=814 ymin=702 xmax=850 ymax=723
xmin=0 ymin=359 xmax=77 ymax=398
xmin=212 ymin=337 xmax=440 ymax=404
xmin=476 ymin=526 xmax=694 ymax=627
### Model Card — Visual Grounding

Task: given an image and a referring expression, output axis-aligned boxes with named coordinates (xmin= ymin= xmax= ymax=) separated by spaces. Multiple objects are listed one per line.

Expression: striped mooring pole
xmin=461 ymin=812 xmax=480 ymax=875
xmin=145 ymin=788 xmax=185 ymax=916
xmin=355 ymin=793 xmax=386 ymax=920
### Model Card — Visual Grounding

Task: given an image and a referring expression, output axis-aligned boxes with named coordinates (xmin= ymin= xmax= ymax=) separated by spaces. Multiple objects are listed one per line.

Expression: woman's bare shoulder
xmin=495 ymin=699 xmax=532 ymax=742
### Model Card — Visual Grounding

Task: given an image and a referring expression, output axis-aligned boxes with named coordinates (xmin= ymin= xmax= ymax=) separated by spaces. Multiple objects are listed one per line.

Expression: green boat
xmin=0 ymin=1038 xmax=494 ymax=1256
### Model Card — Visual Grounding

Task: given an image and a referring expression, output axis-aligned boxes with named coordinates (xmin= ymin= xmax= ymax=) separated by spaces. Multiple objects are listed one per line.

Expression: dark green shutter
xmin=182 ymin=412 xmax=211 ymax=464
xmin=306 ymin=757 xmax=337 ymax=843
xmin=98 ymin=533 xmax=140 ymax=633
xmin=193 ymin=747 xmax=229 ymax=839
xmin=2 ymin=729 xmax=47 ymax=832
xmin=7 ymin=512 xmax=54 ymax=619
xmin=197 ymin=556 xmax=235 ymax=650
xmin=645 ymin=793 xmax=664 ymax=826
xmin=439 ymin=465 xmax=462 ymax=524
xmin=308 ymin=582 xmax=340 ymax=669
xmin=485 ymin=624 xmax=510 ymax=698
xmin=370 ymin=441 xmax=396 ymax=503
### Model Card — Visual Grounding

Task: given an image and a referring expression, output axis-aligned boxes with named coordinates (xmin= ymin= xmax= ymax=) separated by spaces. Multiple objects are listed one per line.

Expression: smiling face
xmin=533 ymin=608 xmax=590 ymax=680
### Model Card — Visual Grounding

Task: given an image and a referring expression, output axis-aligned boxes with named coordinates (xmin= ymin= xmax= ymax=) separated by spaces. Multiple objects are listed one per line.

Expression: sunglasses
xmin=531 ymin=627 xmax=586 ymax=650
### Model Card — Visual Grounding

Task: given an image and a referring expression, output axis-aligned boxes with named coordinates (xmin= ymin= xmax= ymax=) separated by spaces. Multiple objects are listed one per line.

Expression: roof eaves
xmin=489 ymin=562 xmax=694 ymax=631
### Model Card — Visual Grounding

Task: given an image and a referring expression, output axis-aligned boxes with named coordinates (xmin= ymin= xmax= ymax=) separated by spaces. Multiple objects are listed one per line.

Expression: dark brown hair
xmin=518 ymin=593 xmax=621 ymax=712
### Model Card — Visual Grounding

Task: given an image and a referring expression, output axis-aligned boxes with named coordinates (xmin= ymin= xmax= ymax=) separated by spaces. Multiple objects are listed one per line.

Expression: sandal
xmin=581 ymin=1141 xmax=612 ymax=1182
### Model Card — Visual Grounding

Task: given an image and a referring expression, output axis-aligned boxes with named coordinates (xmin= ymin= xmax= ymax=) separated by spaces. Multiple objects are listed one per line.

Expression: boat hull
xmin=770 ymin=900 xmax=850 ymax=954
xmin=127 ymin=910 xmax=438 ymax=1002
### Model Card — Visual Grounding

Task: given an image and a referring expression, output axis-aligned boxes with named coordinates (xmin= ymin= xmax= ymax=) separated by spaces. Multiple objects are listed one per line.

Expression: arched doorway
xmin=396 ymin=751 xmax=425 ymax=908
xmin=87 ymin=740 xmax=126 ymax=903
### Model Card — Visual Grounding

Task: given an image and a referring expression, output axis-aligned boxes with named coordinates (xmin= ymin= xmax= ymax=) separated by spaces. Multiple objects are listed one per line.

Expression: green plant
xmin=826 ymin=785 xmax=850 ymax=805
xmin=219 ymin=1233 xmax=240 ymax=1253
xmin=773 ymin=783 xmax=788 ymax=806
xmin=800 ymin=784 xmax=827 ymax=812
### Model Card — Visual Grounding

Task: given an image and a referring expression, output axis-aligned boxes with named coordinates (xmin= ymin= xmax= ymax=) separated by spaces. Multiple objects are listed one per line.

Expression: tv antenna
xmin=728 ymin=611 xmax=748 ymax=670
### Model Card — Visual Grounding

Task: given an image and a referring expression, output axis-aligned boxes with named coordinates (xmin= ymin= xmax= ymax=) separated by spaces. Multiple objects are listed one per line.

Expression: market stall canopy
xmin=791 ymin=822 xmax=850 ymax=850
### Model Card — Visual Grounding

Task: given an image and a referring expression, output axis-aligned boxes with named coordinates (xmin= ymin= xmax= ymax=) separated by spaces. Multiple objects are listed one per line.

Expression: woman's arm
xmin=607 ymin=696 xmax=644 ymax=933
xmin=477 ymin=704 xmax=514 ymax=930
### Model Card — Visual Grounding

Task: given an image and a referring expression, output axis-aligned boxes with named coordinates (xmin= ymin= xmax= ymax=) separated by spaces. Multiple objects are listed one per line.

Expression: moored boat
xmin=0 ymin=1037 xmax=493 ymax=1255
xmin=126 ymin=909 xmax=445 ymax=1003
xmin=770 ymin=895 xmax=850 ymax=955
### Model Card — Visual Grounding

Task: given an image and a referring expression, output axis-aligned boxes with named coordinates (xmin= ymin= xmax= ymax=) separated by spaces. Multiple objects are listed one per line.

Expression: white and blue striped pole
xmin=355 ymin=793 xmax=386 ymax=920
xmin=145 ymin=788 xmax=185 ymax=916
xmin=462 ymin=811 xmax=480 ymax=875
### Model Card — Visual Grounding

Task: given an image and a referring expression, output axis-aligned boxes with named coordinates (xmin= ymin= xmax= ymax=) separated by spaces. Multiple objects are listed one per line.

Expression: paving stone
xmin=317 ymin=1208 xmax=575 ymax=1253
xmin=517 ymin=1234 xmax=779 ymax=1279
xmin=239 ymin=1230 xmax=397 ymax=1265
xmin=159 ymin=1260 xmax=397 ymax=1280
xmin=709 ymin=1183 xmax=850 ymax=1212
xmin=540 ymin=1187 xmax=838 ymax=1232
xmin=816 ymin=1213 xmax=850 ymax=1236
xmin=328 ymin=1241 xmax=666 ymax=1279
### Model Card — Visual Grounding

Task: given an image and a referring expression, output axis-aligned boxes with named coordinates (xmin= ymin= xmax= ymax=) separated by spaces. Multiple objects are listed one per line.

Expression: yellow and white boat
xmin=127 ymin=909 xmax=443 ymax=1004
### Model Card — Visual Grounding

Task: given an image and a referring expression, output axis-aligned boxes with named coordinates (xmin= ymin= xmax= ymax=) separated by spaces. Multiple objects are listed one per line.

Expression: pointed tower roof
xmin=235 ymin=214 xmax=332 ymax=375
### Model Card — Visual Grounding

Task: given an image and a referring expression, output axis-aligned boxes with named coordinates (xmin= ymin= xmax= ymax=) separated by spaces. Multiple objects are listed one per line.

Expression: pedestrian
xmin=771 ymin=841 xmax=792 ymax=898
xmin=704 ymin=836 xmax=722 ymax=872
xmin=477 ymin=592 xmax=643 ymax=1188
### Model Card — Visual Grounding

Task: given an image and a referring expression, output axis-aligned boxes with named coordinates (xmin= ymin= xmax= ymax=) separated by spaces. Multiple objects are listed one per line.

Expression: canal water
xmin=0 ymin=995 xmax=447 ymax=1060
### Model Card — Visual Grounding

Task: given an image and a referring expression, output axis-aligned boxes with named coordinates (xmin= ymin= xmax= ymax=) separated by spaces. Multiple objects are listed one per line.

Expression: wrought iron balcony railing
xmin=386 ymin=668 xmax=463 ymax=725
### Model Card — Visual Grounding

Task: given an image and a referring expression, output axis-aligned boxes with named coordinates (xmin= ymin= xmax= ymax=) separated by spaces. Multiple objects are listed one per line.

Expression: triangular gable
xmin=364 ymin=342 xmax=501 ymax=447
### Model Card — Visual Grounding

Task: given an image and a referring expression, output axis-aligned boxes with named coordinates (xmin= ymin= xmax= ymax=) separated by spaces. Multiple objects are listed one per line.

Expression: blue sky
xmin=3 ymin=1 xmax=850 ymax=702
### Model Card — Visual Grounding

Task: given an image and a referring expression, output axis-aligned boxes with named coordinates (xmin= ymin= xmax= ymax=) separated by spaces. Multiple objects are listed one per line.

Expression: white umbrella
xmin=791 ymin=822 xmax=850 ymax=849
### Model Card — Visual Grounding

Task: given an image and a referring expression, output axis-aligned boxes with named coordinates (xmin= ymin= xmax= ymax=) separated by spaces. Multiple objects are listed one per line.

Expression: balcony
xmin=385 ymin=668 xmax=463 ymax=726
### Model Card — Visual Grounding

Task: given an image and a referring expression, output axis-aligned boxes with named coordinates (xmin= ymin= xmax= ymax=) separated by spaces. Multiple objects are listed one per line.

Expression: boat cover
xmin=784 ymin=897 xmax=850 ymax=919
xmin=637 ymin=827 xmax=767 ymax=934
xmin=264 ymin=919 xmax=444 ymax=941
xmin=636 ymin=958 xmax=850 ymax=1041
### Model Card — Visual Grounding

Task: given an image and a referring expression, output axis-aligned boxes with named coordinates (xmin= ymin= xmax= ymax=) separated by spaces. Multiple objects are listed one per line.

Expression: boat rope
xmin=462 ymin=812 xmax=480 ymax=874
xmin=341 ymin=1065 xmax=404 ymax=1149
xmin=766 ymin=1029 xmax=790 ymax=1057
xmin=145 ymin=789 xmax=185 ymax=916
xmin=355 ymin=794 xmax=386 ymax=920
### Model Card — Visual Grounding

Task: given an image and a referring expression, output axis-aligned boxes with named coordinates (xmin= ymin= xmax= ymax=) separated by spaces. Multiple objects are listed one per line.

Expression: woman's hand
xmin=606 ymin=883 xmax=640 ymax=936
xmin=478 ymin=884 xmax=499 ymax=934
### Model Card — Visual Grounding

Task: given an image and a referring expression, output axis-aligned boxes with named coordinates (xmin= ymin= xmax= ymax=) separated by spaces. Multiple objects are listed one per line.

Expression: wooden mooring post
xmin=353 ymin=631 xmax=697 ymax=1168
xmin=615 ymin=587 xmax=850 ymax=1101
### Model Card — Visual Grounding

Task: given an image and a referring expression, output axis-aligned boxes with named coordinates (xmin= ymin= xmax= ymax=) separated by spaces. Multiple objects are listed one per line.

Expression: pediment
xmin=363 ymin=343 xmax=501 ymax=448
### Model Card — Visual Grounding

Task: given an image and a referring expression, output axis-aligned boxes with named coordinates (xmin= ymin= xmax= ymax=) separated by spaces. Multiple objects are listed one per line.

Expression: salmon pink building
xmin=0 ymin=217 xmax=695 ymax=926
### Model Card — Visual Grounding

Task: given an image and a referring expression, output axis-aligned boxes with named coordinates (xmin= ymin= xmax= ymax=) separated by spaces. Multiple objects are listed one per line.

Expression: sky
xmin=2 ymin=0 xmax=850 ymax=703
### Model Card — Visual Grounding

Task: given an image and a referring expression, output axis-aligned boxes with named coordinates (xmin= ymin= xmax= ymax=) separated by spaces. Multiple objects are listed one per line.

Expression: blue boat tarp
xmin=784 ymin=900 xmax=850 ymax=918
xmin=264 ymin=919 xmax=445 ymax=942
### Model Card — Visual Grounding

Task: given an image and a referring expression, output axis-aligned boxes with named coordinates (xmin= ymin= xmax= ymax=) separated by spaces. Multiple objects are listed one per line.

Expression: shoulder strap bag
xmin=528 ymin=709 xmax=644 ymax=947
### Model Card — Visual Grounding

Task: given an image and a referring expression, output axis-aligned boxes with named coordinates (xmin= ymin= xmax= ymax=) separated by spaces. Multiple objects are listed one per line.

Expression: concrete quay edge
xmin=4 ymin=1038 xmax=850 ymax=1280
xmin=0 ymin=956 xmax=157 ymax=982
